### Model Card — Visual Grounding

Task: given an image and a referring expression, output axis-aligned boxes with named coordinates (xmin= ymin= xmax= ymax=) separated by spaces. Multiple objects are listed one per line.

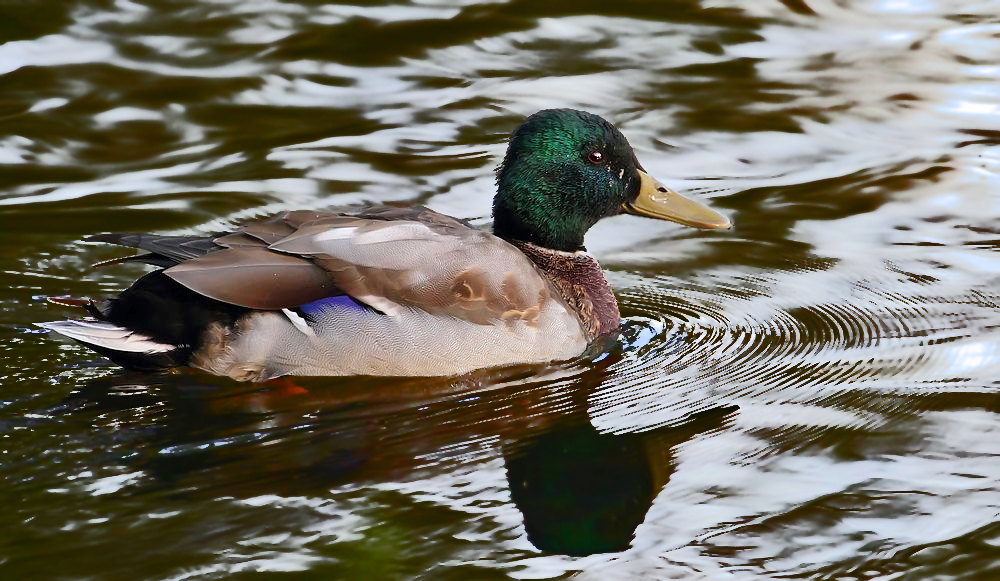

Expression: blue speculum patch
xmin=298 ymin=295 xmax=367 ymax=316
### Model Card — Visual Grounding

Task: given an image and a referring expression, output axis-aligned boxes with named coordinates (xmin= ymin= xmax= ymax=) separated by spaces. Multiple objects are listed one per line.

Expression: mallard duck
xmin=38 ymin=109 xmax=730 ymax=380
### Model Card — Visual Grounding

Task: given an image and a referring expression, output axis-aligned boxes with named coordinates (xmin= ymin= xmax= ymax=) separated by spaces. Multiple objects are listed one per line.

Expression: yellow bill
xmin=623 ymin=170 xmax=731 ymax=230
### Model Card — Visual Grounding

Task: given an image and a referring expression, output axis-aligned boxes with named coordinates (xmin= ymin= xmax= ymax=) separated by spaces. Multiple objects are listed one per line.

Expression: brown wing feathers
xmin=91 ymin=208 xmax=552 ymax=326
xmin=165 ymin=247 xmax=337 ymax=310
xmin=264 ymin=215 xmax=551 ymax=324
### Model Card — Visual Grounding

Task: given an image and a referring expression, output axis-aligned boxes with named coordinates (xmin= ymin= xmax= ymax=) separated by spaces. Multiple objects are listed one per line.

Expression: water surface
xmin=2 ymin=0 xmax=1000 ymax=578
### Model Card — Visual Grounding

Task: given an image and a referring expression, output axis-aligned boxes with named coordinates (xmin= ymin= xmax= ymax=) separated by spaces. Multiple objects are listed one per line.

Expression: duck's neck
xmin=507 ymin=240 xmax=620 ymax=341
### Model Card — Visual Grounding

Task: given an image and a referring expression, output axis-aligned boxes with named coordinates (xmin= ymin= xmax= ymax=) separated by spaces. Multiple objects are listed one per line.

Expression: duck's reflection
xmin=51 ymin=340 xmax=734 ymax=557
xmin=505 ymin=406 xmax=732 ymax=556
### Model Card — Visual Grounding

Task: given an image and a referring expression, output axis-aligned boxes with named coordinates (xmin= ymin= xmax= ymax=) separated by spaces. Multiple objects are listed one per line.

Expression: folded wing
xmin=163 ymin=208 xmax=553 ymax=326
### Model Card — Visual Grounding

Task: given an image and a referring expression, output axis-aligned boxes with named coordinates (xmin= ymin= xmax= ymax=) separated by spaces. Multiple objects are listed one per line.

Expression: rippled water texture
xmin=3 ymin=0 xmax=1000 ymax=578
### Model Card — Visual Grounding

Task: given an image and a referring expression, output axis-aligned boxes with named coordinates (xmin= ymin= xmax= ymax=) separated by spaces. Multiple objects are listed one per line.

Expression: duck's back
xmin=42 ymin=207 xmax=590 ymax=379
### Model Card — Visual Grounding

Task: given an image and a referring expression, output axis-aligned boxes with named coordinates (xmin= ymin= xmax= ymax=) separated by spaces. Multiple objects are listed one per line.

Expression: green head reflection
xmin=505 ymin=406 xmax=737 ymax=556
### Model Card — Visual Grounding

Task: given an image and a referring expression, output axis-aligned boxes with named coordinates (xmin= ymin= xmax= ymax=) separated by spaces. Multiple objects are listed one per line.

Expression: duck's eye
xmin=587 ymin=151 xmax=604 ymax=164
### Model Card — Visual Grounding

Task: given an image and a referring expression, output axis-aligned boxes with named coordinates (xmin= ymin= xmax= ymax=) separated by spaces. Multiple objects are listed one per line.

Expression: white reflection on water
xmin=0 ymin=35 xmax=115 ymax=76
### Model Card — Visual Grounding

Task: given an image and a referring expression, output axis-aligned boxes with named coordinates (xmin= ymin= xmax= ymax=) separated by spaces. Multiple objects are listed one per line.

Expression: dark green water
xmin=3 ymin=0 xmax=1000 ymax=578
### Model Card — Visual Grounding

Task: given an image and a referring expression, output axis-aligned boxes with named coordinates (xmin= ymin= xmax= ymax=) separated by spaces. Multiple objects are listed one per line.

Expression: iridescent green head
xmin=493 ymin=109 xmax=730 ymax=252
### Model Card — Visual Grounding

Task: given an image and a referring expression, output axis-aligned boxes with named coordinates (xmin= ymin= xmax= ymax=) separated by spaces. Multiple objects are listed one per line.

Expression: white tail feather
xmin=36 ymin=320 xmax=176 ymax=354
